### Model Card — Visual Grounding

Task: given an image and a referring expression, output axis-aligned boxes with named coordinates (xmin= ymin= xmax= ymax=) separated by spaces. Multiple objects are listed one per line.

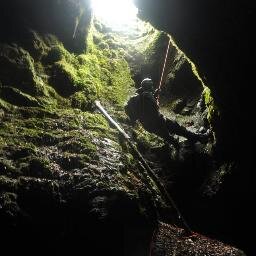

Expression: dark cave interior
xmin=0 ymin=0 xmax=255 ymax=255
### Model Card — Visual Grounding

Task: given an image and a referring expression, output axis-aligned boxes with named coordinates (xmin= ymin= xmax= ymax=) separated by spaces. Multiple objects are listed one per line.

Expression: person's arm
xmin=146 ymin=92 xmax=160 ymax=111
xmin=153 ymin=88 xmax=160 ymax=99
xmin=124 ymin=97 xmax=139 ymax=126
xmin=136 ymin=87 xmax=143 ymax=94
xmin=153 ymin=88 xmax=160 ymax=107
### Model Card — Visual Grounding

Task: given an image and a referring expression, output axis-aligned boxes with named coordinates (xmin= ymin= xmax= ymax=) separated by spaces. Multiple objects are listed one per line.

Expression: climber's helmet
xmin=140 ymin=78 xmax=154 ymax=92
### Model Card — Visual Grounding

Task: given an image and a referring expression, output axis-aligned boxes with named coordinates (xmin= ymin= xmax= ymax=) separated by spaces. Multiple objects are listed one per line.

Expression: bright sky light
xmin=91 ymin=0 xmax=138 ymax=31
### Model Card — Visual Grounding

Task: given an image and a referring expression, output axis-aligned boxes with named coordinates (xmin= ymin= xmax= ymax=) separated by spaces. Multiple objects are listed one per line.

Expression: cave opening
xmin=91 ymin=0 xmax=138 ymax=32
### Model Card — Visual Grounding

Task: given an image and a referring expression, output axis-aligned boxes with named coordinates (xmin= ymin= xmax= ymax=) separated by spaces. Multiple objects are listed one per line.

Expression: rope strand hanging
xmin=156 ymin=36 xmax=172 ymax=106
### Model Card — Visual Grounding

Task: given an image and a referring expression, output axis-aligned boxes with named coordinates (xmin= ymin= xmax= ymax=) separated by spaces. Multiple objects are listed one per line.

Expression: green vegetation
xmin=203 ymin=87 xmax=219 ymax=123
xmin=0 ymin=16 xmax=162 ymax=181
xmin=0 ymin=14 xmax=195 ymax=227
xmin=169 ymin=38 xmax=219 ymax=125
xmin=133 ymin=124 xmax=165 ymax=149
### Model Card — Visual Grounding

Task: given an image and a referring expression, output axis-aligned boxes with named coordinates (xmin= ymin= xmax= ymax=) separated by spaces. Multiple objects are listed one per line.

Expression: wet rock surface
xmin=151 ymin=222 xmax=245 ymax=256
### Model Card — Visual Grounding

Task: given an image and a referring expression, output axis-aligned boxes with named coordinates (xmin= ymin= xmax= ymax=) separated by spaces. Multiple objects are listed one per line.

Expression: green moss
xmin=0 ymin=8 xmax=172 ymax=232
xmin=0 ymin=176 xmax=18 ymax=191
xmin=142 ymin=30 xmax=164 ymax=61
xmin=168 ymin=39 xmax=220 ymax=127
xmin=0 ymin=17 xmax=165 ymax=208
xmin=100 ymin=58 xmax=134 ymax=106
xmin=0 ymin=98 xmax=13 ymax=111
xmin=36 ymin=18 xmax=161 ymax=111
xmin=203 ymin=87 xmax=219 ymax=122
xmin=0 ymin=86 xmax=41 ymax=107
xmin=24 ymin=30 xmax=50 ymax=60
xmin=133 ymin=124 xmax=165 ymax=148
xmin=44 ymin=47 xmax=63 ymax=63
xmin=48 ymin=48 xmax=79 ymax=92
xmin=0 ymin=106 xmax=118 ymax=182
xmin=20 ymin=157 xmax=53 ymax=178
xmin=0 ymin=158 xmax=19 ymax=177
xmin=1 ymin=15 xmax=162 ymax=113
xmin=58 ymin=138 xmax=96 ymax=155
xmin=83 ymin=22 xmax=136 ymax=106
xmin=70 ymin=91 xmax=92 ymax=110
xmin=0 ymin=44 xmax=47 ymax=97
xmin=82 ymin=111 xmax=114 ymax=135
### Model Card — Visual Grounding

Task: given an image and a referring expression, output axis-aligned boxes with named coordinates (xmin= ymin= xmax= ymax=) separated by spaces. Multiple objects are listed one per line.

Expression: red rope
xmin=156 ymin=36 xmax=172 ymax=106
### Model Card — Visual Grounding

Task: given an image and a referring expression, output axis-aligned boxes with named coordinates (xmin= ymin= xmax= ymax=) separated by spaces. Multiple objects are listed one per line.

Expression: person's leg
xmin=142 ymin=116 xmax=180 ymax=148
xmin=165 ymin=118 xmax=208 ymax=143
xmin=154 ymin=117 xmax=180 ymax=148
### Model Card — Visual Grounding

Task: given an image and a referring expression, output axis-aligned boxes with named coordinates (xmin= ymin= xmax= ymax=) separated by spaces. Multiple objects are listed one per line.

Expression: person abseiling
xmin=125 ymin=78 xmax=209 ymax=148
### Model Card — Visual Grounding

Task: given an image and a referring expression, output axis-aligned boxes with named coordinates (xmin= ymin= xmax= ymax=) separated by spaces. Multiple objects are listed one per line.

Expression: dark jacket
xmin=125 ymin=89 xmax=208 ymax=145
xmin=125 ymin=90 xmax=162 ymax=132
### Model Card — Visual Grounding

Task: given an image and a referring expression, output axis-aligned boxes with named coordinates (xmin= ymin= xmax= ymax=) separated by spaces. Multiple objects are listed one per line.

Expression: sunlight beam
xmin=91 ymin=0 xmax=138 ymax=31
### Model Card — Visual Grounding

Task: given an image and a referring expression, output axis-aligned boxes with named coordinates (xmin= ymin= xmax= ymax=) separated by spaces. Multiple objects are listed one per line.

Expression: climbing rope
xmin=94 ymin=100 xmax=192 ymax=235
xmin=156 ymin=35 xmax=172 ymax=106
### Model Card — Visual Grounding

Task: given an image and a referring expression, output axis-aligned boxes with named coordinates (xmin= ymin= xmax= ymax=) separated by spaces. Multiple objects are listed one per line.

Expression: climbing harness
xmin=94 ymin=100 xmax=192 ymax=234
xmin=156 ymin=35 xmax=172 ymax=106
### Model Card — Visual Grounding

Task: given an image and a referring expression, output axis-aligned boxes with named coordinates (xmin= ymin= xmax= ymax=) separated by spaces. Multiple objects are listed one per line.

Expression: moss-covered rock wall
xmin=0 ymin=1 xmax=162 ymax=254
xmin=134 ymin=1 xmax=254 ymax=255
